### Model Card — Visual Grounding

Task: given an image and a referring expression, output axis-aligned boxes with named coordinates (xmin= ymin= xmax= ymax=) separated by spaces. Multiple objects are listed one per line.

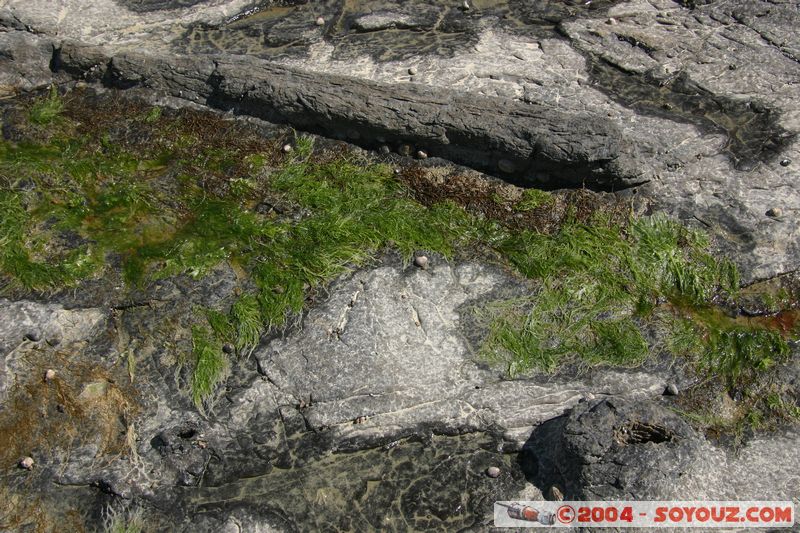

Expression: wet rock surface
xmin=1 ymin=0 xmax=800 ymax=531
xmin=178 ymin=432 xmax=527 ymax=532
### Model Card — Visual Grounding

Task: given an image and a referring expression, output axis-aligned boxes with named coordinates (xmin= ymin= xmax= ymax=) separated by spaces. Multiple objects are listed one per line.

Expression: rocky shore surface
xmin=1 ymin=1 xmax=799 ymax=531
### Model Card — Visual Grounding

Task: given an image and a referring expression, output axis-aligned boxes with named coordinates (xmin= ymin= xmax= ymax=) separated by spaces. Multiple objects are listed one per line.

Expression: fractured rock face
xmin=1 ymin=0 xmax=800 ymax=528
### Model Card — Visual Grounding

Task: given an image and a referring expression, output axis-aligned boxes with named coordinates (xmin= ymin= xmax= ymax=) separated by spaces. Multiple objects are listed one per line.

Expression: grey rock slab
xmin=257 ymin=262 xmax=505 ymax=409
xmin=561 ymin=0 xmax=800 ymax=281
xmin=461 ymin=371 xmax=666 ymax=436
xmin=0 ymin=31 xmax=55 ymax=96
xmin=256 ymin=263 xmax=667 ymax=449
xmin=350 ymin=9 xmax=437 ymax=33
xmin=724 ymin=429 xmax=800 ymax=499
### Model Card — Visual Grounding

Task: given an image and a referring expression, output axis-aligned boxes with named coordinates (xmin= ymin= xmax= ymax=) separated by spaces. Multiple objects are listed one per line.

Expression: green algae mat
xmin=1 ymin=86 xmax=797 ymax=432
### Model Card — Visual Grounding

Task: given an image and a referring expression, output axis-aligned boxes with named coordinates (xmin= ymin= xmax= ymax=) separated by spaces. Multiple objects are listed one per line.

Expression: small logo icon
xmin=556 ymin=504 xmax=576 ymax=524
xmin=497 ymin=502 xmax=556 ymax=525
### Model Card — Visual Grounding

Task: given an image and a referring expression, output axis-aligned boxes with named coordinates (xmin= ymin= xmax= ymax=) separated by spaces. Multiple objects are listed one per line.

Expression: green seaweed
xmin=29 ymin=85 xmax=64 ymax=125
xmin=144 ymin=106 xmax=162 ymax=124
xmin=704 ymin=327 xmax=789 ymax=383
xmin=205 ymin=308 xmax=235 ymax=344
xmin=0 ymin=191 xmax=100 ymax=290
xmin=583 ymin=318 xmax=649 ymax=367
xmin=515 ymin=188 xmax=554 ymax=212
xmin=485 ymin=212 xmax=749 ymax=377
xmin=231 ymin=294 xmax=262 ymax=354
xmin=102 ymin=504 xmax=146 ymax=533
xmin=191 ymin=325 xmax=228 ymax=410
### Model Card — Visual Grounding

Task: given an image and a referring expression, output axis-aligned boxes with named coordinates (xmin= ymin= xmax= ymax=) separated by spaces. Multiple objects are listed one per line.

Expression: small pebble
xmin=664 ymin=383 xmax=679 ymax=396
xmin=44 ymin=369 xmax=56 ymax=382
xmin=408 ymin=67 xmax=417 ymax=76
xmin=549 ymin=485 xmax=565 ymax=501
xmin=780 ymin=158 xmax=791 ymax=167
xmin=378 ymin=145 xmax=391 ymax=155
xmin=486 ymin=466 xmax=501 ymax=478
xmin=606 ymin=17 xmax=617 ymax=25
xmin=282 ymin=144 xmax=293 ymax=154
xmin=19 ymin=457 xmax=34 ymax=470
xmin=414 ymin=255 xmax=429 ymax=269
xmin=766 ymin=207 xmax=783 ymax=218
xmin=24 ymin=331 xmax=41 ymax=342
xmin=416 ymin=150 xmax=428 ymax=160
xmin=397 ymin=144 xmax=413 ymax=157
xmin=315 ymin=16 xmax=325 ymax=26
xmin=222 ymin=343 xmax=235 ymax=354
xmin=462 ymin=0 xmax=471 ymax=10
